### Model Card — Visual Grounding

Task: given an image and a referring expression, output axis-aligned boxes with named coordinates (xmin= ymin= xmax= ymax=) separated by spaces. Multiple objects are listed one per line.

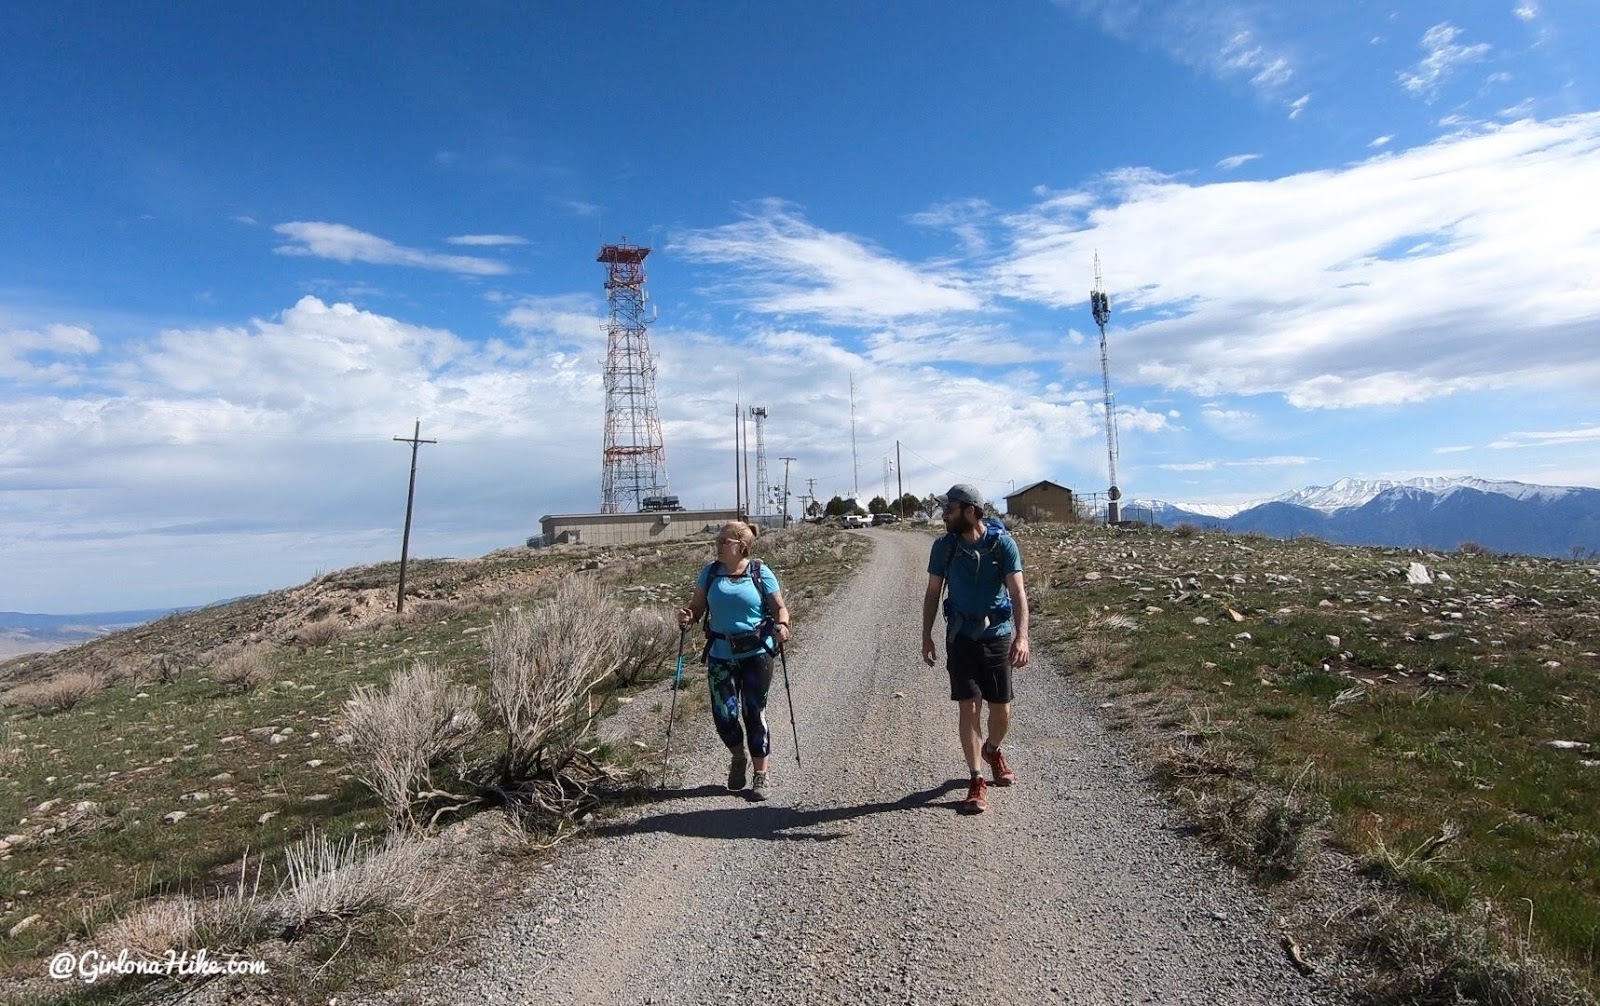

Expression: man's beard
xmin=944 ymin=511 xmax=978 ymax=534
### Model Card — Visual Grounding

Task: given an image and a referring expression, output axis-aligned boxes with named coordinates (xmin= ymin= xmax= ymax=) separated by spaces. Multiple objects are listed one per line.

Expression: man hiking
xmin=920 ymin=484 xmax=1030 ymax=814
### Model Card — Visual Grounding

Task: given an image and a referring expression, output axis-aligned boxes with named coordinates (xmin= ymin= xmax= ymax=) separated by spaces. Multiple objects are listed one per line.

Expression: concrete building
xmin=533 ymin=508 xmax=743 ymax=547
xmin=1002 ymin=480 xmax=1076 ymax=522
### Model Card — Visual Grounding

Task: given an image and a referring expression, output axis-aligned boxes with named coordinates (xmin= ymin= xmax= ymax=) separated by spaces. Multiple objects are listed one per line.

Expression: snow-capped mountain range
xmin=1122 ymin=476 xmax=1600 ymax=559
xmin=1145 ymin=476 xmax=1588 ymax=520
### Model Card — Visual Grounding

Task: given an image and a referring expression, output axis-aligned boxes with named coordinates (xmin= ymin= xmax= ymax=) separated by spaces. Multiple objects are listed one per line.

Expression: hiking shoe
xmin=749 ymin=770 xmax=770 ymax=801
xmin=727 ymin=750 xmax=748 ymax=791
xmin=983 ymin=744 xmax=1016 ymax=786
xmin=959 ymin=776 xmax=988 ymax=814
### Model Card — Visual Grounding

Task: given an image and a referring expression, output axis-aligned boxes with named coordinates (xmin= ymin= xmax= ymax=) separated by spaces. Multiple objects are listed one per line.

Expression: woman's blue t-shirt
xmin=697 ymin=561 xmax=781 ymax=659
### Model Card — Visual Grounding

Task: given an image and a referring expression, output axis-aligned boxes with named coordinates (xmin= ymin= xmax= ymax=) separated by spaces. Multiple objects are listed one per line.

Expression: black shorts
xmin=947 ymin=634 xmax=1013 ymax=703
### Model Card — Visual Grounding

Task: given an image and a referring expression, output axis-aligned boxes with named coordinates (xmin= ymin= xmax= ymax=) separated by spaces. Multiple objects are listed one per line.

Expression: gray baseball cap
xmin=936 ymin=483 xmax=986 ymax=509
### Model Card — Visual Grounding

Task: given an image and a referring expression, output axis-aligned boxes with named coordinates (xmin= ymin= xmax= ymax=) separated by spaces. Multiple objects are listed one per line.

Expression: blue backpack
xmin=938 ymin=517 xmax=1014 ymax=631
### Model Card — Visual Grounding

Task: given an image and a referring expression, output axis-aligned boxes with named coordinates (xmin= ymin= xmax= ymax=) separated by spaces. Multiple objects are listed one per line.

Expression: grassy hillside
xmin=0 ymin=525 xmax=870 ymax=1001
xmin=1020 ymin=521 xmax=1599 ymax=1003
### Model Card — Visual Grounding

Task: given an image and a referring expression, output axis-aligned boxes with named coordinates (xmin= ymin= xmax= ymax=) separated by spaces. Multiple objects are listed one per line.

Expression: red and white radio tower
xmin=598 ymin=241 xmax=670 ymax=513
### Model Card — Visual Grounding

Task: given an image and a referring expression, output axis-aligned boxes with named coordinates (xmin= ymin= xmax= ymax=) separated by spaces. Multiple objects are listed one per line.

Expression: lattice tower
xmin=598 ymin=242 xmax=669 ymax=513
xmin=750 ymin=406 xmax=769 ymax=517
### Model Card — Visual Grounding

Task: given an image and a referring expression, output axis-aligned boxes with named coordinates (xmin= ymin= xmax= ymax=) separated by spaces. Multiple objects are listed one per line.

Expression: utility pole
xmin=392 ymin=419 xmax=436 ymax=614
xmin=806 ymin=477 xmax=818 ymax=518
xmin=849 ymin=374 xmax=860 ymax=501
xmin=779 ymin=456 xmax=797 ymax=527
xmin=896 ymin=440 xmax=904 ymax=516
xmin=733 ymin=401 xmax=742 ymax=517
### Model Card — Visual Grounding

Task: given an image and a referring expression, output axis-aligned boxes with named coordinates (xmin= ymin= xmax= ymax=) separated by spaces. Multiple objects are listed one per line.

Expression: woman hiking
xmin=677 ymin=521 xmax=792 ymax=801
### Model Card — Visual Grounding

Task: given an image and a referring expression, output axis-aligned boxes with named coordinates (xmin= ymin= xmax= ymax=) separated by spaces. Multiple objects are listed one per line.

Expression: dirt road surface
xmin=388 ymin=530 xmax=1345 ymax=1005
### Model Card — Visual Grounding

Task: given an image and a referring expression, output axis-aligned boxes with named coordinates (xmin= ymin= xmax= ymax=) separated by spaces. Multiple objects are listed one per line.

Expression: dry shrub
xmin=1458 ymin=540 xmax=1490 ymax=556
xmin=296 ymin=615 xmax=345 ymax=648
xmin=1173 ymin=522 xmax=1201 ymax=538
xmin=613 ymin=606 xmax=678 ymax=686
xmin=213 ymin=646 xmax=273 ymax=692
xmin=275 ymin=830 xmax=447 ymax=934
xmin=7 ymin=670 xmax=102 ymax=713
xmin=486 ymin=577 xmax=624 ymax=782
xmin=97 ymin=858 xmax=268 ymax=958
xmin=1352 ymin=900 xmax=1598 ymax=1006
xmin=343 ymin=662 xmax=481 ymax=830
xmin=1068 ymin=634 xmax=1121 ymax=673
xmin=0 ymin=721 xmax=19 ymax=770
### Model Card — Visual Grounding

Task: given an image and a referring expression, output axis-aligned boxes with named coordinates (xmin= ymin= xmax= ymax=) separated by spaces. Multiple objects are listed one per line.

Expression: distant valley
xmin=0 ymin=608 xmax=187 ymax=659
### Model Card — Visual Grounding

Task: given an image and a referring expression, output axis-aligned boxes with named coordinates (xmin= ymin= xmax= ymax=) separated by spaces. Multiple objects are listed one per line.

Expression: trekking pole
xmin=777 ymin=639 xmax=801 ymax=767
xmin=660 ymin=625 xmax=689 ymax=787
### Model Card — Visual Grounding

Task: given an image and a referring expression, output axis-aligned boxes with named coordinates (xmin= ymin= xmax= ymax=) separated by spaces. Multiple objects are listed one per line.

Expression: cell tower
xmin=598 ymin=241 xmax=669 ymax=513
xmin=1090 ymin=253 xmax=1122 ymax=524
xmin=750 ymin=406 xmax=769 ymax=518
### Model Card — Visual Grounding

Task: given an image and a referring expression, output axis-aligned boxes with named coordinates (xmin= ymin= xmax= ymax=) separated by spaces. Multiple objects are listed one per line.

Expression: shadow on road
xmin=598 ymin=779 xmax=967 ymax=843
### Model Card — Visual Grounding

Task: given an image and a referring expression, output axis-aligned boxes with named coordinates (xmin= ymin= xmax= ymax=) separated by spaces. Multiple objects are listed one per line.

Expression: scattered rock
xmin=305 ymin=759 xmax=324 ymax=768
xmin=1406 ymin=563 xmax=1432 ymax=585
xmin=1547 ymin=740 xmax=1591 ymax=752
xmin=1192 ymin=616 xmax=1210 ymax=626
xmin=162 ymin=811 xmax=188 ymax=825
xmin=257 ymin=811 xmax=279 ymax=826
xmin=8 ymin=914 xmax=42 ymax=938
xmin=210 ymin=772 xmax=235 ymax=783
xmin=1227 ymin=608 xmax=1245 ymax=622
xmin=179 ymin=792 xmax=211 ymax=803
xmin=1325 ymin=635 xmax=1341 ymax=648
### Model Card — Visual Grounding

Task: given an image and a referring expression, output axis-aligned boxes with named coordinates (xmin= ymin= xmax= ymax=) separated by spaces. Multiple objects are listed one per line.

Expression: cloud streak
xmin=274 ymin=222 xmax=512 ymax=275
xmin=673 ymin=200 xmax=984 ymax=325
xmin=1398 ymin=23 xmax=1492 ymax=101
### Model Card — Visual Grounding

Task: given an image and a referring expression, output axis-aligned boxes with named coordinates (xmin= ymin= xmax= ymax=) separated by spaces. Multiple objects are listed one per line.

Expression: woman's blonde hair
xmin=717 ymin=521 xmax=759 ymax=556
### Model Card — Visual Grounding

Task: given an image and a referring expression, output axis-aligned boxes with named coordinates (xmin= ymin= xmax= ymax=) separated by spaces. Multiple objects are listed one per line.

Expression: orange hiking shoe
xmin=959 ymin=776 xmax=988 ymax=814
xmin=983 ymin=744 xmax=1016 ymax=786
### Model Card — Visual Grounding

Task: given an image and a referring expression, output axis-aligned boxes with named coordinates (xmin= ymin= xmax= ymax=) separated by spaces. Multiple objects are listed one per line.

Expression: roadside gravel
xmin=378 ymin=530 xmax=1348 ymax=1005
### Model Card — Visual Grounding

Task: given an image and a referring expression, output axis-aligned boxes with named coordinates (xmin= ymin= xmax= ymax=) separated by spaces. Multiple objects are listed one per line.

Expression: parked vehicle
xmin=870 ymin=513 xmax=899 ymax=526
xmin=842 ymin=513 xmax=871 ymax=528
xmin=641 ymin=495 xmax=684 ymax=512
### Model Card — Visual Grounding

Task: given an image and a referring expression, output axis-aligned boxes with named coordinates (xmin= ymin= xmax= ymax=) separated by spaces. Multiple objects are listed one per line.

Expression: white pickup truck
xmin=842 ymin=514 xmax=871 ymax=528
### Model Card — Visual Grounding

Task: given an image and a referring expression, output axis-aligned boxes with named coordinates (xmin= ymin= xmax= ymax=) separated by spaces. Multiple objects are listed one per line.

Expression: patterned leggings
xmin=707 ymin=653 xmax=774 ymax=757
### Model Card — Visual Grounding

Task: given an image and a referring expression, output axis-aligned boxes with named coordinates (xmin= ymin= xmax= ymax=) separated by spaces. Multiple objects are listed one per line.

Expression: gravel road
xmin=388 ymin=530 xmax=1347 ymax=1005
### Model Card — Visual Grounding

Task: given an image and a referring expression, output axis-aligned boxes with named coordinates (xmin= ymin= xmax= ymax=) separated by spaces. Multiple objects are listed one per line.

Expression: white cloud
xmin=673 ymin=201 xmax=984 ymax=325
xmin=232 ymin=214 xmax=258 ymax=226
xmin=1399 ymin=23 xmax=1492 ymax=101
xmin=499 ymin=294 xmax=604 ymax=348
xmin=1288 ymin=94 xmax=1311 ymax=119
xmin=1488 ymin=425 xmax=1600 ymax=449
xmin=446 ymin=234 xmax=528 ymax=247
xmin=908 ymin=198 xmax=997 ymax=255
xmin=1217 ymin=153 xmax=1261 ymax=170
xmin=274 ymin=222 xmax=512 ymax=276
xmin=1056 ymin=1 xmax=1300 ymax=108
xmin=1369 ymin=134 xmax=1394 ymax=148
xmin=0 ymin=323 xmax=100 ymax=384
xmin=990 ymin=113 xmax=1600 ymax=409
xmin=1514 ymin=3 xmax=1538 ymax=22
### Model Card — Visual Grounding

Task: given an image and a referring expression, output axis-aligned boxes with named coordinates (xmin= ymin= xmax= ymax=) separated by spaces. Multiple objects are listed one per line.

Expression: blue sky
xmin=3 ymin=1 xmax=1597 ymax=611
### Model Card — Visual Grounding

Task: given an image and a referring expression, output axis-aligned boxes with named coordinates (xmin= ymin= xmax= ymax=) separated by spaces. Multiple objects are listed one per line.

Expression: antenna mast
xmin=750 ymin=406 xmax=769 ymax=517
xmin=1090 ymin=253 xmax=1122 ymax=524
xmin=849 ymin=374 xmax=860 ymax=501
xmin=598 ymin=240 xmax=669 ymax=513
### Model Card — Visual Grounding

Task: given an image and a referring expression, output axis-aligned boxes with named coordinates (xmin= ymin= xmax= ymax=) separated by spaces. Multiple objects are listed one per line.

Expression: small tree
xmin=920 ymin=494 xmax=939 ymax=518
xmin=868 ymin=495 xmax=888 ymax=514
xmin=805 ymin=498 xmax=823 ymax=518
xmin=824 ymin=495 xmax=848 ymax=517
xmin=896 ymin=493 xmax=921 ymax=517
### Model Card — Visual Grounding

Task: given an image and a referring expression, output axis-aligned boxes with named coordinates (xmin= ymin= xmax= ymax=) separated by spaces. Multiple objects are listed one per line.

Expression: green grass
xmin=1022 ymin=521 xmax=1600 ymax=996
